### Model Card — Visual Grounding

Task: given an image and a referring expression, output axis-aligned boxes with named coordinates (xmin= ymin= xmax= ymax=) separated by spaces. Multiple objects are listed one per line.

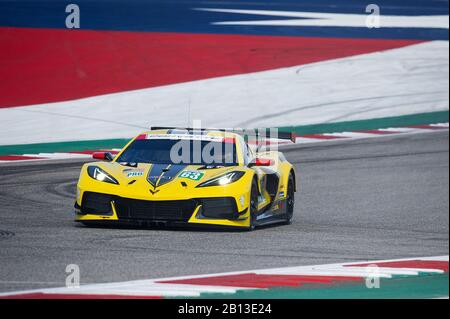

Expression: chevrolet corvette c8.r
xmin=74 ymin=128 xmax=297 ymax=230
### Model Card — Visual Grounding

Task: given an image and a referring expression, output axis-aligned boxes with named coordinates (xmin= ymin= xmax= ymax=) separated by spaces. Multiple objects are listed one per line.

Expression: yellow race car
xmin=74 ymin=128 xmax=297 ymax=230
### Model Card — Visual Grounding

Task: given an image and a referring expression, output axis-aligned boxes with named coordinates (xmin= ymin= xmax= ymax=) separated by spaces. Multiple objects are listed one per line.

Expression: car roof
xmin=141 ymin=129 xmax=241 ymax=139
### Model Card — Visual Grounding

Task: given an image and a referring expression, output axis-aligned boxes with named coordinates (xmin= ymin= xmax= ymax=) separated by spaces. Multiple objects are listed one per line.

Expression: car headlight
xmin=197 ymin=171 xmax=245 ymax=187
xmin=87 ymin=166 xmax=119 ymax=185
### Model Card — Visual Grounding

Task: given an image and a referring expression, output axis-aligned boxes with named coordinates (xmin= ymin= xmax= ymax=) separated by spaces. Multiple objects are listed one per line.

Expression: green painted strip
xmin=0 ymin=139 xmax=129 ymax=156
xmin=191 ymin=273 xmax=448 ymax=299
xmin=278 ymin=110 xmax=449 ymax=135
xmin=0 ymin=111 xmax=448 ymax=156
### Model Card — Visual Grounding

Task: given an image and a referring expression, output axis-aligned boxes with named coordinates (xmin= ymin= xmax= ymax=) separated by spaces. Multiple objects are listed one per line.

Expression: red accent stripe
xmin=299 ymin=134 xmax=347 ymax=140
xmin=0 ymin=293 xmax=162 ymax=299
xmin=346 ymin=260 xmax=448 ymax=272
xmin=158 ymin=273 xmax=362 ymax=289
xmin=135 ymin=134 xmax=148 ymax=140
xmin=223 ymin=137 xmax=236 ymax=144
xmin=0 ymin=27 xmax=421 ymax=107
xmin=0 ymin=155 xmax=45 ymax=161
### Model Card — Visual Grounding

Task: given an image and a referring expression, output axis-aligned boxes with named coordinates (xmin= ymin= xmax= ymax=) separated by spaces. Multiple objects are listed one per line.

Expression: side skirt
xmin=254 ymin=199 xmax=288 ymax=227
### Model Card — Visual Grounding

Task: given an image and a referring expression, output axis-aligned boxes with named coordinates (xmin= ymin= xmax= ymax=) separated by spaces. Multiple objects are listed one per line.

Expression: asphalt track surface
xmin=0 ymin=131 xmax=448 ymax=293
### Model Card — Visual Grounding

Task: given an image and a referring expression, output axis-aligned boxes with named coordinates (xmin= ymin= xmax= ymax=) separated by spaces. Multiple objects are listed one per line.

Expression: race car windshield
xmin=116 ymin=138 xmax=238 ymax=166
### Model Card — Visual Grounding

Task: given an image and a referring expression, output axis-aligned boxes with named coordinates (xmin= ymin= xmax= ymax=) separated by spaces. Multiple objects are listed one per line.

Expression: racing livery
xmin=74 ymin=128 xmax=297 ymax=230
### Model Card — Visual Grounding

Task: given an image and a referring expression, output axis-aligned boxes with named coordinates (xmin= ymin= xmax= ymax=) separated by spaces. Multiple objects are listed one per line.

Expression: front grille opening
xmin=80 ymin=193 xmax=238 ymax=222
xmin=81 ymin=192 xmax=114 ymax=215
xmin=199 ymin=197 xmax=238 ymax=219
xmin=115 ymin=198 xmax=197 ymax=222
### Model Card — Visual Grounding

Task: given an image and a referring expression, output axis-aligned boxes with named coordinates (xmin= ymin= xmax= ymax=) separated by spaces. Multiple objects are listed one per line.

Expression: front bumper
xmin=75 ymin=191 xmax=249 ymax=228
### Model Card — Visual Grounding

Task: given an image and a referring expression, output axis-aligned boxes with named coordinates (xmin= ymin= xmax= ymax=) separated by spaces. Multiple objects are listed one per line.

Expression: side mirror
xmin=92 ymin=152 xmax=114 ymax=161
xmin=248 ymin=158 xmax=273 ymax=167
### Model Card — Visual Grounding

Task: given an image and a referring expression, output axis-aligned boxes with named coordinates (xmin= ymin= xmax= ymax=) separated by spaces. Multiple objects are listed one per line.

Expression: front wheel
xmin=248 ymin=180 xmax=259 ymax=231
xmin=284 ymin=175 xmax=295 ymax=224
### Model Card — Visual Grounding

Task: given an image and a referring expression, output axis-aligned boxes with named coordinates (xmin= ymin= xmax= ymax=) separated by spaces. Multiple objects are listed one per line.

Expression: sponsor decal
xmin=146 ymin=134 xmax=225 ymax=142
xmin=179 ymin=171 xmax=204 ymax=181
xmin=123 ymin=169 xmax=144 ymax=178
xmin=278 ymin=191 xmax=285 ymax=199
xmin=127 ymin=171 xmax=144 ymax=178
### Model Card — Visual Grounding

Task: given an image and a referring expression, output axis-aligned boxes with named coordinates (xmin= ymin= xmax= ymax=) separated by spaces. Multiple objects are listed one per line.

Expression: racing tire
xmin=248 ymin=180 xmax=259 ymax=231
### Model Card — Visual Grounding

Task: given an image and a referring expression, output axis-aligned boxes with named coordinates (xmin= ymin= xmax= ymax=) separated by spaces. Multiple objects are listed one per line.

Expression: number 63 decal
xmin=179 ymin=171 xmax=204 ymax=181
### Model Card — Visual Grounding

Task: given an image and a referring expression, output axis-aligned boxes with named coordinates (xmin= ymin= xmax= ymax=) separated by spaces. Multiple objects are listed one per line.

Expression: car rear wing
xmin=149 ymin=126 xmax=296 ymax=143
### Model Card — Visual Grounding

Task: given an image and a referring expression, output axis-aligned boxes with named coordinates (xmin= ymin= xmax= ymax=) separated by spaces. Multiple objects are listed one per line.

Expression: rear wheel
xmin=284 ymin=175 xmax=295 ymax=224
xmin=248 ymin=180 xmax=259 ymax=231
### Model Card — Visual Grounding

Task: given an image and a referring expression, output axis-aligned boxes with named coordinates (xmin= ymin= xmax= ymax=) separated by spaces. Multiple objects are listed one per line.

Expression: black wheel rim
xmin=251 ymin=190 xmax=258 ymax=212
xmin=287 ymin=179 xmax=294 ymax=216
xmin=250 ymin=183 xmax=258 ymax=226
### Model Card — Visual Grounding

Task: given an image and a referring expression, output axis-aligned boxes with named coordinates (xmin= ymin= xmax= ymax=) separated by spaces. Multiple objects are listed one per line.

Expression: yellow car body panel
xmin=74 ymin=129 xmax=296 ymax=229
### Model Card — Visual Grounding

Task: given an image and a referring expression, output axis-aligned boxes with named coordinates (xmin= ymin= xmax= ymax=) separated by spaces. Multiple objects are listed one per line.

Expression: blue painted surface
xmin=0 ymin=0 xmax=448 ymax=39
